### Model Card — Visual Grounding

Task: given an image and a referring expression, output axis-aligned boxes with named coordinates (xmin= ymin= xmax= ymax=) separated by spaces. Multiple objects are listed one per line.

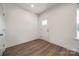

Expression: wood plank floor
xmin=3 ymin=39 xmax=79 ymax=56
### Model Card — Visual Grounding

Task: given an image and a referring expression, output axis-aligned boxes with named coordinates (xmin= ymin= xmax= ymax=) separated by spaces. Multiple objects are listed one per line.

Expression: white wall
xmin=2 ymin=3 xmax=79 ymax=53
xmin=39 ymin=4 xmax=79 ymax=52
xmin=5 ymin=4 xmax=38 ymax=48
xmin=0 ymin=5 xmax=6 ymax=55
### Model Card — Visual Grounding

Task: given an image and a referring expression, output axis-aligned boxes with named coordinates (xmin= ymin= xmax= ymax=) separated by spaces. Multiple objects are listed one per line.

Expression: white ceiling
xmin=15 ymin=3 xmax=57 ymax=14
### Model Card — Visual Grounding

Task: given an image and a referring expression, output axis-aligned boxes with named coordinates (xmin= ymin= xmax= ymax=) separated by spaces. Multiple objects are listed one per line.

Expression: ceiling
xmin=15 ymin=3 xmax=58 ymax=14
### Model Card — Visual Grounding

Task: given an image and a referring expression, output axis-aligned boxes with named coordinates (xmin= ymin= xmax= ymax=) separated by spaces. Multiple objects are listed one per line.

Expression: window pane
xmin=42 ymin=19 xmax=47 ymax=26
xmin=77 ymin=6 xmax=79 ymax=38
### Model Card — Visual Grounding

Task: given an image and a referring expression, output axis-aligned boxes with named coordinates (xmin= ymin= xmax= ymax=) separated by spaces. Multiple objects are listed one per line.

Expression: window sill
xmin=75 ymin=37 xmax=79 ymax=40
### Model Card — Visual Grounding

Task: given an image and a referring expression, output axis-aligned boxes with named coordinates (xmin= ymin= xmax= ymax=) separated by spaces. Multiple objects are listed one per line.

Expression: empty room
xmin=0 ymin=3 xmax=79 ymax=56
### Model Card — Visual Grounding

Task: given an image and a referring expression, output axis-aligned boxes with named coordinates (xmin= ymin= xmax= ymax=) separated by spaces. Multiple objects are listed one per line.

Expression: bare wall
xmin=5 ymin=4 xmax=38 ymax=48
xmin=39 ymin=4 xmax=79 ymax=52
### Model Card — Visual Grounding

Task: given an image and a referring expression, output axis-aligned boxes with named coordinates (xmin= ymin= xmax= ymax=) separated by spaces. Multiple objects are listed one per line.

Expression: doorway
xmin=40 ymin=19 xmax=49 ymax=41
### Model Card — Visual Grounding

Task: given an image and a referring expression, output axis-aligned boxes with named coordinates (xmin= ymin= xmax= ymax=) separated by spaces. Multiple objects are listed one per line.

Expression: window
xmin=42 ymin=19 xmax=47 ymax=26
xmin=77 ymin=6 xmax=79 ymax=38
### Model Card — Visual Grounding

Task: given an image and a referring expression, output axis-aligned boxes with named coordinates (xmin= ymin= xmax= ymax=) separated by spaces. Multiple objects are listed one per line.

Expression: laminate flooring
xmin=3 ymin=39 xmax=79 ymax=56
